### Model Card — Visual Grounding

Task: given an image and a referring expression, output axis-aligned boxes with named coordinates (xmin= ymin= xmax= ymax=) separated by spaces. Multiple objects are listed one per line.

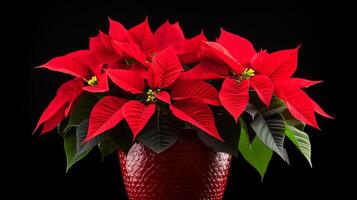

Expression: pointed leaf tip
xmin=86 ymin=96 xmax=127 ymax=142
xmin=147 ymin=46 xmax=183 ymax=88
xmin=121 ymin=101 xmax=156 ymax=138
xmin=218 ymin=28 xmax=256 ymax=65
xmin=170 ymin=98 xmax=223 ymax=141
xmin=219 ymin=79 xmax=249 ymax=122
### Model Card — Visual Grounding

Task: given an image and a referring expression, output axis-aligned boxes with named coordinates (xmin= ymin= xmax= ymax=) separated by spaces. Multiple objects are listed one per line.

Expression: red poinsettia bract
xmin=33 ymin=78 xmax=83 ymax=134
xmin=85 ymin=46 xmax=222 ymax=142
xmin=34 ymin=18 xmax=332 ymax=146
xmin=185 ymin=28 xmax=332 ymax=127
xmin=83 ymin=19 xmax=222 ymax=142
xmin=36 ymin=18 xmax=222 ymax=143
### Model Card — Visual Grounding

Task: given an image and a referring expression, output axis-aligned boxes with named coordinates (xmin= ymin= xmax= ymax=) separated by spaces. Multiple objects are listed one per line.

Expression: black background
xmin=8 ymin=0 xmax=346 ymax=199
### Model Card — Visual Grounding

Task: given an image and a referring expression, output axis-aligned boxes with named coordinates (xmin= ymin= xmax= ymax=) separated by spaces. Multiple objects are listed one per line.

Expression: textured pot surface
xmin=118 ymin=129 xmax=232 ymax=200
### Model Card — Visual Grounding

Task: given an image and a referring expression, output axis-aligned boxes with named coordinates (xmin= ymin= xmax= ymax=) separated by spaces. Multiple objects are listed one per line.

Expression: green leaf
xmin=136 ymin=110 xmax=181 ymax=153
xmin=245 ymin=104 xmax=258 ymax=119
xmin=285 ymin=125 xmax=312 ymax=167
xmin=247 ymin=94 xmax=286 ymax=118
xmin=283 ymin=110 xmax=306 ymax=130
xmin=75 ymin=119 xmax=104 ymax=157
xmin=64 ymin=94 xmax=98 ymax=133
xmin=108 ymin=122 xmax=133 ymax=155
xmin=64 ymin=120 xmax=97 ymax=172
xmin=239 ymin=118 xmax=273 ymax=180
xmin=249 ymin=104 xmax=290 ymax=163
xmin=98 ymin=122 xmax=134 ymax=159
xmin=57 ymin=118 xmax=69 ymax=137
xmin=64 ymin=128 xmax=78 ymax=172
xmin=197 ymin=112 xmax=240 ymax=157
xmin=98 ymin=139 xmax=118 ymax=161
xmin=64 ymin=129 xmax=93 ymax=172
xmin=262 ymin=97 xmax=286 ymax=117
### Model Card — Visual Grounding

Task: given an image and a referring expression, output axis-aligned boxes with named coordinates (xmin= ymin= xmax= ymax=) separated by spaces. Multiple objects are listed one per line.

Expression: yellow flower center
xmin=87 ymin=76 xmax=98 ymax=86
xmin=232 ymin=68 xmax=255 ymax=83
xmin=241 ymin=68 xmax=255 ymax=79
xmin=145 ymin=89 xmax=160 ymax=103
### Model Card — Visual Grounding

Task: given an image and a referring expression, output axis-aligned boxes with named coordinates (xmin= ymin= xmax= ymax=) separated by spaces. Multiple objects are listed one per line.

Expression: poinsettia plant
xmin=34 ymin=17 xmax=332 ymax=178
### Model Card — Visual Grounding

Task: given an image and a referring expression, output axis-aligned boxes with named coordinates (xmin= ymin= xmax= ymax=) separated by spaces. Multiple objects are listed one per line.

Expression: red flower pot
xmin=118 ymin=129 xmax=232 ymax=200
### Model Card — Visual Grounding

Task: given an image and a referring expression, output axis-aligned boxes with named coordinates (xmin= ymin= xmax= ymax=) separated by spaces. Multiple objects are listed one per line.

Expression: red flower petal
xmin=154 ymin=21 xmax=185 ymax=51
xmin=218 ymin=28 xmax=256 ymax=65
xmin=34 ymin=96 xmax=66 ymax=134
xmin=147 ymin=46 xmax=183 ymax=89
xmin=130 ymin=63 xmax=147 ymax=79
xmin=289 ymin=78 xmax=323 ymax=88
xmin=40 ymin=105 xmax=66 ymax=135
xmin=274 ymin=84 xmax=319 ymax=128
xmin=201 ymin=41 xmax=244 ymax=74
xmin=83 ymin=73 xmax=109 ymax=93
xmin=171 ymin=79 xmax=221 ymax=106
xmin=270 ymin=46 xmax=300 ymax=79
xmin=175 ymin=32 xmax=208 ymax=64
xmin=88 ymin=63 xmax=103 ymax=79
xmin=34 ymin=79 xmax=83 ymax=134
xmin=108 ymin=17 xmax=129 ymax=42
xmin=180 ymin=60 xmax=229 ymax=80
xmin=89 ymin=31 xmax=120 ymax=64
xmin=38 ymin=50 xmax=91 ymax=78
xmin=111 ymin=41 xmax=148 ymax=66
xmin=251 ymin=50 xmax=274 ymax=76
xmin=106 ymin=60 xmax=128 ymax=70
xmin=128 ymin=17 xmax=156 ymax=56
xmin=252 ymin=46 xmax=300 ymax=80
xmin=170 ymin=98 xmax=223 ymax=141
xmin=250 ymin=75 xmax=274 ymax=106
xmin=65 ymin=101 xmax=75 ymax=116
xmin=56 ymin=78 xmax=84 ymax=100
xmin=219 ymin=79 xmax=249 ymax=122
xmin=310 ymin=98 xmax=334 ymax=119
xmin=122 ymin=101 xmax=156 ymax=138
xmin=85 ymin=96 xmax=127 ymax=142
xmin=155 ymin=91 xmax=171 ymax=104
xmin=90 ymin=32 xmax=105 ymax=51
xmin=106 ymin=69 xmax=145 ymax=94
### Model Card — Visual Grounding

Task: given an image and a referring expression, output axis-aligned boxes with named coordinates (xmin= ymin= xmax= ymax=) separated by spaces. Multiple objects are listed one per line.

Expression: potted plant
xmin=33 ymin=17 xmax=333 ymax=200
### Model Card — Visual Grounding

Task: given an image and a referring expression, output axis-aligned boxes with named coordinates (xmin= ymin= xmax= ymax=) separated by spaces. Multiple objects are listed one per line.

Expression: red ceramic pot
xmin=118 ymin=129 xmax=232 ymax=200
